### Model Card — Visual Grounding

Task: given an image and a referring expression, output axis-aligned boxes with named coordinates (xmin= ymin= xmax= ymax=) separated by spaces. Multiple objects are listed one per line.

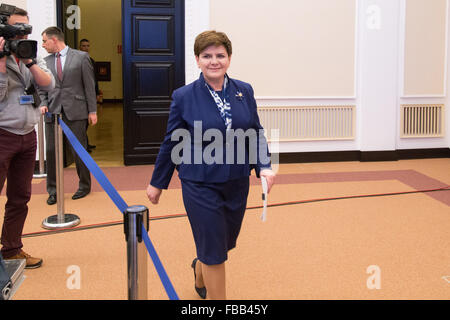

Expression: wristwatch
xmin=25 ymin=59 xmax=37 ymax=68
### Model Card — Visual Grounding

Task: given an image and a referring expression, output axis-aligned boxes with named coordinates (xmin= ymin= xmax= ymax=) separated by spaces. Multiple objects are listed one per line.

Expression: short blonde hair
xmin=194 ymin=30 xmax=232 ymax=57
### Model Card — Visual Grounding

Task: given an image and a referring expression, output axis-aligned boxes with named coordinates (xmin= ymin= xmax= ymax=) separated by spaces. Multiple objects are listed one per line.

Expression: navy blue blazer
xmin=150 ymin=73 xmax=271 ymax=189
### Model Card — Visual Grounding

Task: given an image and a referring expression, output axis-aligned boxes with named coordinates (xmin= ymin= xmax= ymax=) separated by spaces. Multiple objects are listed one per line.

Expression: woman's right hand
xmin=146 ymin=184 xmax=162 ymax=204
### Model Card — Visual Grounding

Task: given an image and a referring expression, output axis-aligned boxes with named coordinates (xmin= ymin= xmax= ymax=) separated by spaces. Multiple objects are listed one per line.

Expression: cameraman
xmin=0 ymin=7 xmax=54 ymax=269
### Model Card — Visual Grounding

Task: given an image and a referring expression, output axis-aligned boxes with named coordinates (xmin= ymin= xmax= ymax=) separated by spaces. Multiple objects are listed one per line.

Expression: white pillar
xmin=357 ymin=0 xmax=401 ymax=152
xmin=27 ymin=0 xmax=57 ymax=56
xmin=26 ymin=0 xmax=56 ymax=163
xmin=185 ymin=0 xmax=210 ymax=84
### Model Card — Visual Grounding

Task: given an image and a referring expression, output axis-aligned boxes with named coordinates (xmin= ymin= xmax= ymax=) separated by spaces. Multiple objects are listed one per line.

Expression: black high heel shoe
xmin=191 ymin=258 xmax=207 ymax=299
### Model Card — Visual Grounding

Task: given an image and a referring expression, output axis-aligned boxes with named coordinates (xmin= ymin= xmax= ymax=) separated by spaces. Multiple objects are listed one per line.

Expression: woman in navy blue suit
xmin=147 ymin=31 xmax=275 ymax=300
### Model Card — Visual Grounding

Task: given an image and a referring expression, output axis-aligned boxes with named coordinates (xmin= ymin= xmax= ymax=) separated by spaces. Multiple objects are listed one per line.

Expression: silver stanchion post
xmin=42 ymin=114 xmax=81 ymax=230
xmin=33 ymin=114 xmax=46 ymax=179
xmin=124 ymin=205 xmax=149 ymax=300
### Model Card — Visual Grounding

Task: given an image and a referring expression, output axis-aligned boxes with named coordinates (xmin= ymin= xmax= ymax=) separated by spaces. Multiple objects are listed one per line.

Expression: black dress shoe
xmin=72 ymin=190 xmax=90 ymax=200
xmin=191 ymin=258 xmax=207 ymax=299
xmin=47 ymin=194 xmax=56 ymax=205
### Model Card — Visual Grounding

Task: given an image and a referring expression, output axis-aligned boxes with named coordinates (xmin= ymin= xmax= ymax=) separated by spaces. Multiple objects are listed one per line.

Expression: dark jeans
xmin=0 ymin=128 xmax=36 ymax=258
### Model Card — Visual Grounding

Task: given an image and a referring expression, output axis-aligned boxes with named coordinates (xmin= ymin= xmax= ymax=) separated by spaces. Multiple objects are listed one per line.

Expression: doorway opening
xmin=57 ymin=0 xmax=124 ymax=167
xmin=57 ymin=0 xmax=186 ymax=167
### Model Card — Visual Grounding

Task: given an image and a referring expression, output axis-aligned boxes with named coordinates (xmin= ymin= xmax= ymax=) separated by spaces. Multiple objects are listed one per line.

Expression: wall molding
xmin=396 ymin=0 xmax=449 ymax=149
xmin=399 ymin=0 xmax=449 ymax=97
xmin=256 ymin=97 xmax=357 ymax=108
xmin=184 ymin=0 xmax=209 ymax=85
xmin=277 ymin=148 xmax=450 ymax=164
xmin=191 ymin=0 xmax=358 ymax=98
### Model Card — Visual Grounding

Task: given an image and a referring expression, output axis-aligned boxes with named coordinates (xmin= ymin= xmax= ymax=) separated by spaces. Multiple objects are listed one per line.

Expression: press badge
xmin=19 ymin=95 xmax=34 ymax=105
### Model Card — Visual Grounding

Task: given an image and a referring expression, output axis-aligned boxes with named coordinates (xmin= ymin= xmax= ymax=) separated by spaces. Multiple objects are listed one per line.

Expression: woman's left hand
xmin=260 ymin=169 xmax=276 ymax=193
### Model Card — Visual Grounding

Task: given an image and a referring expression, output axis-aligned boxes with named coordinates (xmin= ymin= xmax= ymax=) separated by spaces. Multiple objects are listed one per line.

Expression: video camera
xmin=0 ymin=3 xmax=37 ymax=59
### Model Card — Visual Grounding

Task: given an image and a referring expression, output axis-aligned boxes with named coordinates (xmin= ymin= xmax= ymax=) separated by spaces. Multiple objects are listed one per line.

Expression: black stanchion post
xmin=42 ymin=114 xmax=80 ymax=230
xmin=124 ymin=205 xmax=149 ymax=300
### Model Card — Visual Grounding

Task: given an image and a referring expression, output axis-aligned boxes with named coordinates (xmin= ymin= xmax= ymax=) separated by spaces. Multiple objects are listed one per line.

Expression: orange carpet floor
xmin=1 ymin=158 xmax=449 ymax=300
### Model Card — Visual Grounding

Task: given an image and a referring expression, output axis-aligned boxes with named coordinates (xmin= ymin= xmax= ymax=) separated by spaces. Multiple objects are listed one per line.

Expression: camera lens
xmin=10 ymin=39 xmax=37 ymax=59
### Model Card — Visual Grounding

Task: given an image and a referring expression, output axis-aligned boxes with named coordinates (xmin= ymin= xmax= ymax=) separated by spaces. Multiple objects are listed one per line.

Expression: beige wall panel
xmin=210 ymin=0 xmax=356 ymax=97
xmin=78 ymin=0 xmax=123 ymax=99
xmin=7 ymin=0 xmax=27 ymax=10
xmin=404 ymin=0 xmax=447 ymax=96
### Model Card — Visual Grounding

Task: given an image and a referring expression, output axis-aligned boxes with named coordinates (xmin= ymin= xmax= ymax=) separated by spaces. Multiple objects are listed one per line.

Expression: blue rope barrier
xmin=57 ymin=118 xmax=128 ymax=213
xmin=141 ymin=225 xmax=179 ymax=300
xmin=56 ymin=115 xmax=179 ymax=300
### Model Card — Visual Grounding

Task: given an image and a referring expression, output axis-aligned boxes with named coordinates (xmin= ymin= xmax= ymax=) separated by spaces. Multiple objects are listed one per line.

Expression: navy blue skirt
xmin=181 ymin=177 xmax=250 ymax=265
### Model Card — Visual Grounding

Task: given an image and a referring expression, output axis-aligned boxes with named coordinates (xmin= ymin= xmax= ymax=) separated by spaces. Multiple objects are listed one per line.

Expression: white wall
xmin=26 ymin=0 xmax=57 ymax=59
xmin=4 ymin=0 xmax=27 ymax=10
xmin=397 ymin=0 xmax=449 ymax=150
xmin=210 ymin=0 xmax=356 ymax=98
xmin=15 ymin=0 xmax=57 ymax=162
xmin=198 ymin=0 xmax=450 ymax=153
xmin=403 ymin=0 xmax=447 ymax=96
xmin=185 ymin=0 xmax=209 ymax=85
xmin=357 ymin=0 xmax=400 ymax=152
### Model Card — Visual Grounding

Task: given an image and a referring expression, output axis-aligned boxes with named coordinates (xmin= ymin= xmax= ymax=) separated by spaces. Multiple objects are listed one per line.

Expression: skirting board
xmin=35 ymin=148 xmax=450 ymax=171
xmin=278 ymin=148 xmax=450 ymax=163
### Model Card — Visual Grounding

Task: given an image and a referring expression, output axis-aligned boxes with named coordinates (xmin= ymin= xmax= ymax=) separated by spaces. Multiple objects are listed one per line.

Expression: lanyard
xmin=7 ymin=60 xmax=31 ymax=94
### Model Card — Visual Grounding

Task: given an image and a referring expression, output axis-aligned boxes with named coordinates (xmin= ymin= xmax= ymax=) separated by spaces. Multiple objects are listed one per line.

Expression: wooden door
xmin=122 ymin=0 xmax=185 ymax=165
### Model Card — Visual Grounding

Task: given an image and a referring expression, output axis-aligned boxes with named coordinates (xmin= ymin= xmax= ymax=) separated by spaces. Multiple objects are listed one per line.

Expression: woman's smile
xmin=196 ymin=44 xmax=231 ymax=90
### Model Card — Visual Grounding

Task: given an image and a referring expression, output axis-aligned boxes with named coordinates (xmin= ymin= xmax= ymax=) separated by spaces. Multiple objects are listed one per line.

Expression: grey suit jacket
xmin=39 ymin=47 xmax=97 ymax=122
xmin=0 ymin=56 xmax=55 ymax=134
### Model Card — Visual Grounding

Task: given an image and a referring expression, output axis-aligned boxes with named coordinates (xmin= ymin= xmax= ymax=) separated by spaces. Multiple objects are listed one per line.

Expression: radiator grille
xmin=401 ymin=104 xmax=444 ymax=138
xmin=257 ymin=106 xmax=355 ymax=141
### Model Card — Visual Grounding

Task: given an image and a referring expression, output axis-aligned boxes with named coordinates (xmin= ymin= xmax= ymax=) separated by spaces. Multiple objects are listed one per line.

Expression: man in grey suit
xmin=39 ymin=27 xmax=97 ymax=205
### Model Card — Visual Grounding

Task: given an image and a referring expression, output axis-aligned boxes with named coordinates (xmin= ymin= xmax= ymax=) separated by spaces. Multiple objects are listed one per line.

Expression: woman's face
xmin=196 ymin=45 xmax=231 ymax=85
